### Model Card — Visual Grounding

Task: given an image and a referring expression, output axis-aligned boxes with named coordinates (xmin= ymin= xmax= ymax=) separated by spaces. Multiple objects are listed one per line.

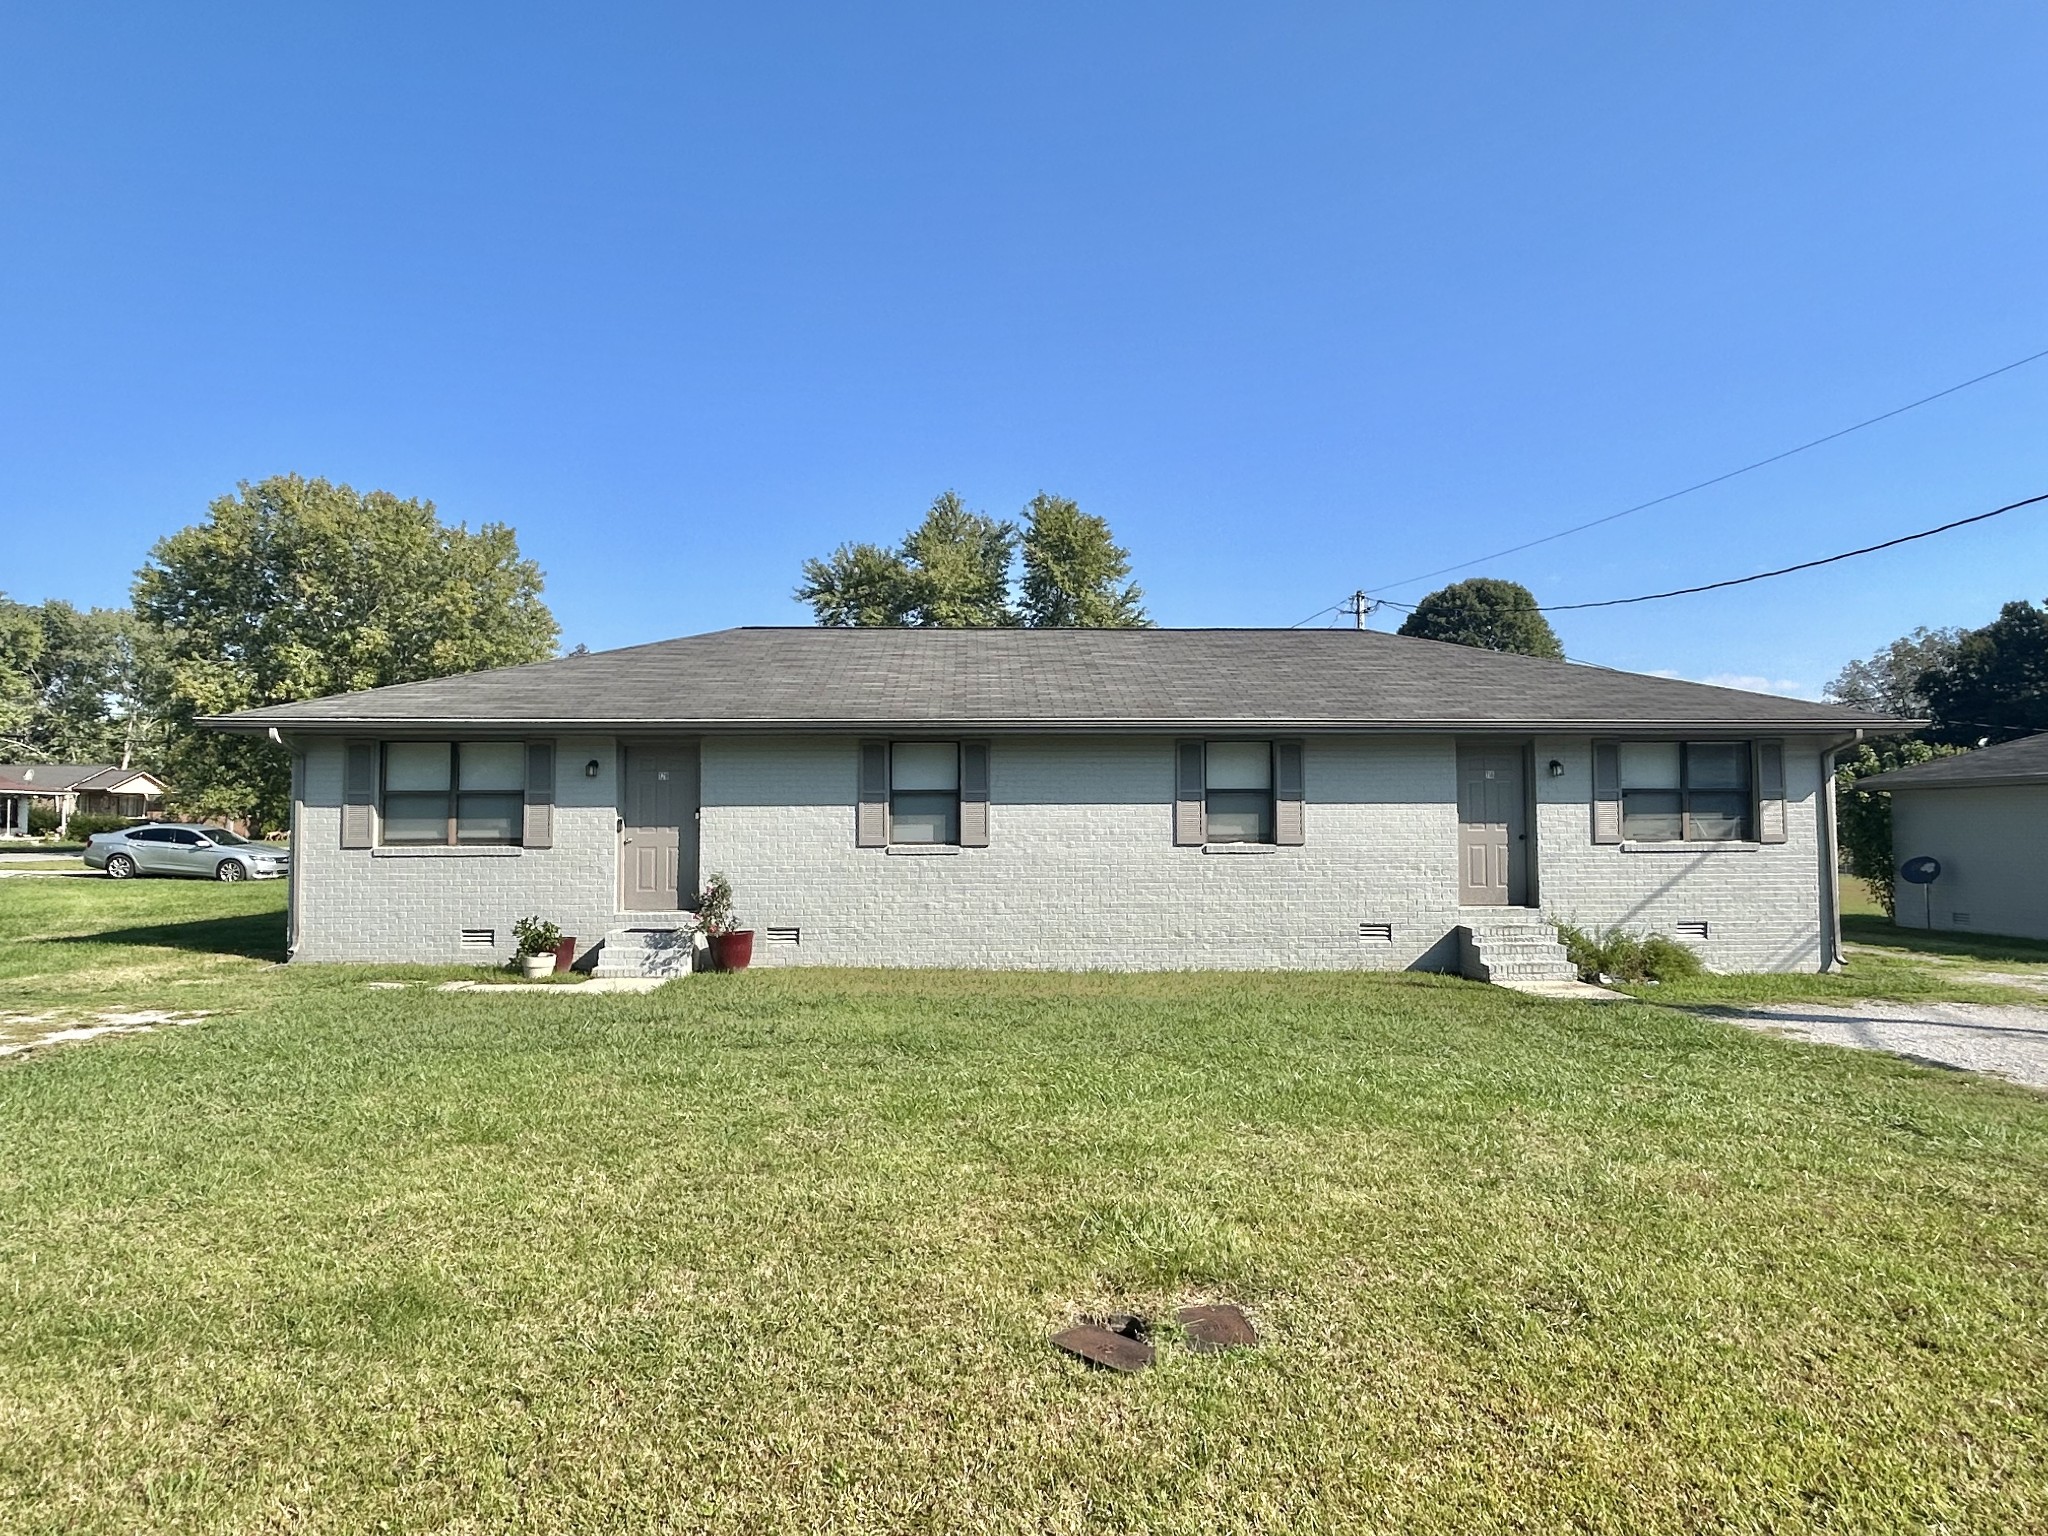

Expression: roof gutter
xmin=204 ymin=715 xmax=1907 ymax=737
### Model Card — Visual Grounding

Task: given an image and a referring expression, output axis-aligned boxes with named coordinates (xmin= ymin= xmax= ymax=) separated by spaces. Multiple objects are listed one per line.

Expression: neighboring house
xmin=204 ymin=628 xmax=1898 ymax=975
xmin=0 ymin=763 xmax=169 ymax=837
xmin=1857 ymin=733 xmax=2048 ymax=941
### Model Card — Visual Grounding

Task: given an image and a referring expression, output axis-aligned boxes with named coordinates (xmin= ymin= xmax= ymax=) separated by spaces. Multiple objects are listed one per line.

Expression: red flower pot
xmin=554 ymin=937 xmax=578 ymax=973
xmin=708 ymin=930 xmax=754 ymax=971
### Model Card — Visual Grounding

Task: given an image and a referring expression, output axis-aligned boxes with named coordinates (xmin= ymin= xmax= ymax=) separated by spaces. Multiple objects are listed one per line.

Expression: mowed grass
xmin=2 ymin=883 xmax=2047 ymax=1532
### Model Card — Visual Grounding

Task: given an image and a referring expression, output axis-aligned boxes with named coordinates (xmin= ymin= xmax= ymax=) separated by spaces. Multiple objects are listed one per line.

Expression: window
xmin=1205 ymin=741 xmax=1274 ymax=844
xmin=381 ymin=741 xmax=526 ymax=846
xmin=1619 ymin=741 xmax=1752 ymax=843
xmin=890 ymin=741 xmax=959 ymax=845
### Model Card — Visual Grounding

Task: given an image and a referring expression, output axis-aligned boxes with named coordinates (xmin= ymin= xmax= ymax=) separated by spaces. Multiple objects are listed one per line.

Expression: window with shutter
xmin=1173 ymin=741 xmax=1206 ymax=846
xmin=523 ymin=740 xmax=556 ymax=849
xmin=959 ymin=741 xmax=991 ymax=847
xmin=856 ymin=741 xmax=890 ymax=847
xmin=341 ymin=740 xmax=377 ymax=849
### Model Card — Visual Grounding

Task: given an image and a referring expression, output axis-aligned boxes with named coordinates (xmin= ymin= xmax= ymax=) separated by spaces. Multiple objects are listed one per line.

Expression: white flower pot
xmin=520 ymin=953 xmax=554 ymax=980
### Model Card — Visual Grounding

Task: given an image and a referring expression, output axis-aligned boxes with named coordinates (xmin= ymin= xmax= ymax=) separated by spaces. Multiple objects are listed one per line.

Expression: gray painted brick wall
xmin=293 ymin=735 xmax=620 ymax=965
xmin=290 ymin=731 xmax=1832 ymax=972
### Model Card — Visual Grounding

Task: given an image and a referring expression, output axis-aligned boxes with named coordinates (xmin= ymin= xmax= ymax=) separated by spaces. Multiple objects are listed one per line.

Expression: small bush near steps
xmin=1554 ymin=922 xmax=1705 ymax=985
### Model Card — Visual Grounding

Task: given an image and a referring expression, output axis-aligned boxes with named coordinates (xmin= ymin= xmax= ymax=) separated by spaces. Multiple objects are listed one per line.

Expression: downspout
xmin=273 ymin=727 xmax=302 ymax=964
xmin=1817 ymin=730 xmax=1863 ymax=972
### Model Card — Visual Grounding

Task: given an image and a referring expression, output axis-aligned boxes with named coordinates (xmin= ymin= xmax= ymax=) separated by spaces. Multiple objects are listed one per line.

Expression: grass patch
xmin=1 ymin=882 xmax=2046 ymax=1531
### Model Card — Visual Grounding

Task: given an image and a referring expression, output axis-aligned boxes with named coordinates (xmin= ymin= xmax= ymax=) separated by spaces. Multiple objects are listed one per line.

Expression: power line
xmin=1363 ymin=490 xmax=2046 ymax=616
xmin=1367 ymin=343 xmax=2048 ymax=597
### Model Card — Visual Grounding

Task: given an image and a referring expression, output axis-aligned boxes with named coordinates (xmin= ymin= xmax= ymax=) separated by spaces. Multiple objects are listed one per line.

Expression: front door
xmin=620 ymin=741 xmax=699 ymax=911
xmin=1456 ymin=743 xmax=1529 ymax=907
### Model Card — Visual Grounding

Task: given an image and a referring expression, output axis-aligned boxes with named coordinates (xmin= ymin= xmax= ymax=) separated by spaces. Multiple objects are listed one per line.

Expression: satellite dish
xmin=1898 ymin=856 xmax=1942 ymax=929
xmin=1899 ymin=857 xmax=1941 ymax=885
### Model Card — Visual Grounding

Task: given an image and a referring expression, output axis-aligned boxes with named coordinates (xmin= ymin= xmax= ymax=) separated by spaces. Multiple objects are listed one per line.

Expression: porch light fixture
xmin=1547 ymin=759 xmax=1565 ymax=778
xmin=585 ymin=759 xmax=601 ymax=778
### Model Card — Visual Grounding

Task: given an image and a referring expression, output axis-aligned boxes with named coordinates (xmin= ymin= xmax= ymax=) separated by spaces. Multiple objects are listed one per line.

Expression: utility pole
xmin=1343 ymin=590 xmax=1376 ymax=630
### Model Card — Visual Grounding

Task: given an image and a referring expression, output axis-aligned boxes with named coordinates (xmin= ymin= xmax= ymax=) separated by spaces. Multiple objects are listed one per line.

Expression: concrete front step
xmin=592 ymin=924 xmax=703 ymax=979
xmin=1458 ymin=918 xmax=1579 ymax=985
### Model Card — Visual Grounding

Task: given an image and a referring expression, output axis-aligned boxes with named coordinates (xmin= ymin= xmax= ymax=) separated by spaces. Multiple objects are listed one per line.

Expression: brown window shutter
xmin=523 ymin=740 xmax=556 ymax=849
xmin=959 ymin=740 xmax=990 ymax=847
xmin=857 ymin=740 xmax=890 ymax=847
xmin=341 ymin=739 xmax=377 ymax=849
xmin=1174 ymin=740 xmax=1206 ymax=846
xmin=1591 ymin=741 xmax=1622 ymax=844
xmin=1273 ymin=739 xmax=1305 ymax=845
xmin=1755 ymin=740 xmax=1787 ymax=844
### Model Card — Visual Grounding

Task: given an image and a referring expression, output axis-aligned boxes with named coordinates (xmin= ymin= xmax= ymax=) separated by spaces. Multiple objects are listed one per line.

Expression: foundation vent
xmin=1357 ymin=923 xmax=1395 ymax=944
xmin=1952 ymin=913 xmax=1972 ymax=926
xmin=1675 ymin=921 xmax=1709 ymax=941
xmin=765 ymin=927 xmax=802 ymax=946
xmin=460 ymin=929 xmax=496 ymax=950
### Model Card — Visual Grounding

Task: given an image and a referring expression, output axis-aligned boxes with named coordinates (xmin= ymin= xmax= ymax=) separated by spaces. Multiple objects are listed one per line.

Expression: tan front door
xmin=620 ymin=741 xmax=699 ymax=911
xmin=1457 ymin=743 xmax=1529 ymax=907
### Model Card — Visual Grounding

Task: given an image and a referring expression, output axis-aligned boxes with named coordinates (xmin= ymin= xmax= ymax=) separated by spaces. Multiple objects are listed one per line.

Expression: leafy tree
xmin=1919 ymin=598 xmax=2048 ymax=745
xmin=0 ymin=595 xmax=42 ymax=753
xmin=1823 ymin=626 xmax=1962 ymax=718
xmin=797 ymin=489 xmax=1147 ymax=628
xmin=0 ymin=596 xmax=163 ymax=766
xmin=795 ymin=542 xmax=916 ymax=627
xmin=1834 ymin=739 xmax=1968 ymax=917
xmin=135 ymin=475 xmax=558 ymax=829
xmin=1018 ymin=493 xmax=1148 ymax=628
xmin=1395 ymin=578 xmax=1563 ymax=658
xmin=896 ymin=492 xmax=1017 ymax=627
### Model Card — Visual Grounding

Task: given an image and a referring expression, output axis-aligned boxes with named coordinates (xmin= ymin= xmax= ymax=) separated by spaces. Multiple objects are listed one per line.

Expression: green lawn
xmin=3 ymin=881 xmax=2047 ymax=1532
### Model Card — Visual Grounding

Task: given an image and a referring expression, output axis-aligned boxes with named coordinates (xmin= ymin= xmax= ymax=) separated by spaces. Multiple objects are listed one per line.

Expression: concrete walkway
xmin=1709 ymin=999 xmax=2048 ymax=1090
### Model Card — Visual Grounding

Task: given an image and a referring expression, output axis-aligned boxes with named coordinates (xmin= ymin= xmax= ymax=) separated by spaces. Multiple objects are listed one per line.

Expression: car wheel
xmin=215 ymin=859 xmax=248 ymax=882
xmin=105 ymin=853 xmax=137 ymax=880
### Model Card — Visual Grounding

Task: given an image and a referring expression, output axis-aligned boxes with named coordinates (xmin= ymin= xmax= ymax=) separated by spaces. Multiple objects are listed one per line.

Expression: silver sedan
xmin=84 ymin=823 xmax=290 ymax=882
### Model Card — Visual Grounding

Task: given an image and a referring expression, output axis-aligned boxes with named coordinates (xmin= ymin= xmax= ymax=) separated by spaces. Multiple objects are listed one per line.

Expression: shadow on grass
xmin=54 ymin=911 xmax=288 ymax=963
xmin=1843 ymin=915 xmax=2048 ymax=967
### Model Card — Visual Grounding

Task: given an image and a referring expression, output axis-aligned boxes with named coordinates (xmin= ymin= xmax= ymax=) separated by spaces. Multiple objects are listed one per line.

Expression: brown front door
xmin=620 ymin=741 xmax=698 ymax=911
xmin=1457 ymin=743 xmax=1529 ymax=907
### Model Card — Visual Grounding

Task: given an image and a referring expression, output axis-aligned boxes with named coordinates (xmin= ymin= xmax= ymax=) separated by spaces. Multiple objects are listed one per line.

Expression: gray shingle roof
xmin=1856 ymin=733 xmax=2048 ymax=791
xmin=0 ymin=764 xmax=163 ymax=792
xmin=203 ymin=628 xmax=1904 ymax=735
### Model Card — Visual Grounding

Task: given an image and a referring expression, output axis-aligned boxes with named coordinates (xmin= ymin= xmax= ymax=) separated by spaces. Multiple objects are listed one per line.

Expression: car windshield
xmin=199 ymin=827 xmax=252 ymax=846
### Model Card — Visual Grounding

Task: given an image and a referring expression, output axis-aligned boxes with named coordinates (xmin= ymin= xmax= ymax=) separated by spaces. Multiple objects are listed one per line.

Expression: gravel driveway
xmin=1711 ymin=999 xmax=2048 ymax=1089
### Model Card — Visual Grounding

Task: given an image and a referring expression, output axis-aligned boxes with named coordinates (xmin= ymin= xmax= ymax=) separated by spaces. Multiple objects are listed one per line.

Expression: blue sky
xmin=3 ymin=2 xmax=2045 ymax=698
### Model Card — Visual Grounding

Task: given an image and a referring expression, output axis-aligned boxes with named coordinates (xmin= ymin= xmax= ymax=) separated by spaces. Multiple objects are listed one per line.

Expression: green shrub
xmin=1637 ymin=934 xmax=1705 ymax=981
xmin=25 ymin=804 xmax=59 ymax=837
xmin=65 ymin=813 xmax=140 ymax=839
xmin=1554 ymin=922 xmax=1705 ymax=984
xmin=512 ymin=916 xmax=563 ymax=959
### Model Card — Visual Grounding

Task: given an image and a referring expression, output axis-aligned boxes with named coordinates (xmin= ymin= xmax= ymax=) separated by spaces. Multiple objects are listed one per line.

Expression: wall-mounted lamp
xmin=585 ymin=759 xmax=601 ymax=778
xmin=1547 ymin=759 xmax=1565 ymax=778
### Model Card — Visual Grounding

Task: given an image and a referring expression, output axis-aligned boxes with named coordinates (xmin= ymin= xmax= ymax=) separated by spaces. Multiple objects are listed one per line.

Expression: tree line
xmin=2 ymin=475 xmax=558 ymax=831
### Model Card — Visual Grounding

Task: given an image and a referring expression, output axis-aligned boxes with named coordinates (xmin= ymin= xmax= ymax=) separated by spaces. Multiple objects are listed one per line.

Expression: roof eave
xmin=204 ymin=713 xmax=1899 ymax=735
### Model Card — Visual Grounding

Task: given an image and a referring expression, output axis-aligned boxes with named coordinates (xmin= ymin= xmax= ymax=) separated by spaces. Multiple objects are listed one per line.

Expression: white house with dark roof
xmin=0 ymin=763 xmax=169 ymax=837
xmin=1858 ymin=733 xmax=2048 ymax=942
xmin=205 ymin=628 xmax=1900 ymax=976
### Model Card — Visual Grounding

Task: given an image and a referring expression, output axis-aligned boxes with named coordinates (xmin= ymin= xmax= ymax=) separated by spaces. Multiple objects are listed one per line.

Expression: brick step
xmin=1478 ymin=961 xmax=1578 ymax=981
xmin=593 ymin=925 xmax=701 ymax=978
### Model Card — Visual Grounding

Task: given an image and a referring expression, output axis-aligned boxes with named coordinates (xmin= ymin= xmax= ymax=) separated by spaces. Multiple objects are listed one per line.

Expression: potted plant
xmin=512 ymin=916 xmax=563 ymax=980
xmin=697 ymin=873 xmax=753 ymax=971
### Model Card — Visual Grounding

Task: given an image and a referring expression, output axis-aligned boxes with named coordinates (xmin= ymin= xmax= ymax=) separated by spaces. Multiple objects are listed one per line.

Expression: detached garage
xmin=1860 ymin=734 xmax=2048 ymax=942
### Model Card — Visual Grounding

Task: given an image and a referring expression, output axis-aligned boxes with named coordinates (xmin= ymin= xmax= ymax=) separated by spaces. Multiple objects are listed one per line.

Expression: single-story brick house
xmin=1858 ymin=732 xmax=2048 ymax=942
xmin=206 ymin=628 xmax=1896 ymax=976
xmin=0 ymin=763 xmax=170 ymax=837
